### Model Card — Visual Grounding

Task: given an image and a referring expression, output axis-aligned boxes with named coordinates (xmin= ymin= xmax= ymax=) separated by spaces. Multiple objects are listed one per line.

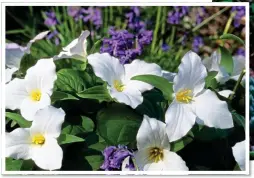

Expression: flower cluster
xmin=167 ymin=6 xmax=190 ymax=24
xmin=192 ymin=36 xmax=204 ymax=53
xmin=44 ymin=10 xmax=60 ymax=45
xmin=231 ymin=6 xmax=245 ymax=28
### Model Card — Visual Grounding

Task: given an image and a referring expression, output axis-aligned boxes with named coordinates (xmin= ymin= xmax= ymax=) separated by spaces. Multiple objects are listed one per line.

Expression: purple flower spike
xmin=161 ymin=44 xmax=170 ymax=52
xmin=44 ymin=11 xmax=58 ymax=27
xmin=192 ymin=36 xmax=204 ymax=53
xmin=67 ymin=6 xmax=82 ymax=18
xmin=167 ymin=6 xmax=190 ymax=25
xmin=82 ymin=7 xmax=102 ymax=29
xmin=236 ymin=48 xmax=245 ymax=57
xmin=46 ymin=30 xmax=60 ymax=45
xmin=231 ymin=6 xmax=245 ymax=28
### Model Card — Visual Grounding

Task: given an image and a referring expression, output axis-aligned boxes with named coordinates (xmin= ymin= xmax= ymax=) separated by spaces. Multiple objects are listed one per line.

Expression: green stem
xmin=151 ymin=7 xmax=162 ymax=53
xmin=170 ymin=26 xmax=176 ymax=46
xmin=223 ymin=12 xmax=236 ymax=35
xmin=109 ymin=7 xmax=113 ymax=23
xmin=229 ymin=69 xmax=246 ymax=100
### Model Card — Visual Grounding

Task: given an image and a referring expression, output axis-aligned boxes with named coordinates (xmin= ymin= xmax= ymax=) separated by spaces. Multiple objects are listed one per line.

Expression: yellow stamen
xmin=113 ymin=80 xmax=125 ymax=92
xmin=30 ymin=89 xmax=42 ymax=101
xmin=176 ymin=89 xmax=193 ymax=103
xmin=148 ymin=147 xmax=164 ymax=163
xmin=32 ymin=134 xmax=45 ymax=145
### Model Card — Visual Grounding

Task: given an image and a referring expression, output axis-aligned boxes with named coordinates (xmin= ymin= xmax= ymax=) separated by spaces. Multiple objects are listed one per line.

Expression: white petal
xmin=232 ymin=55 xmax=245 ymax=77
xmin=194 ymin=90 xmax=233 ymax=129
xmin=137 ymin=116 xmax=170 ymax=150
xmin=162 ymin=70 xmax=176 ymax=82
xmin=32 ymin=137 xmax=63 ymax=170
xmin=109 ymin=85 xmax=143 ymax=109
xmin=5 ymin=78 xmax=29 ymax=110
xmin=202 ymin=51 xmax=221 ymax=72
xmin=162 ymin=150 xmax=189 ymax=171
xmin=5 ymin=43 xmax=26 ymax=69
xmin=134 ymin=148 xmax=152 ymax=171
xmin=232 ymin=140 xmax=245 ymax=171
xmin=121 ymin=156 xmax=134 ymax=171
xmin=218 ymin=90 xmax=233 ymax=98
xmin=6 ymin=128 xmax=32 ymax=160
xmin=20 ymin=93 xmax=51 ymax=121
xmin=5 ymin=67 xmax=18 ymax=83
xmin=53 ymin=30 xmax=90 ymax=61
xmin=173 ymin=51 xmax=207 ymax=96
xmin=88 ymin=53 xmax=125 ymax=86
xmin=25 ymin=31 xmax=50 ymax=54
xmin=124 ymin=60 xmax=162 ymax=92
xmin=165 ymin=101 xmax=196 ymax=142
xmin=215 ymin=66 xmax=230 ymax=84
xmin=25 ymin=58 xmax=57 ymax=95
xmin=30 ymin=106 xmax=65 ymax=138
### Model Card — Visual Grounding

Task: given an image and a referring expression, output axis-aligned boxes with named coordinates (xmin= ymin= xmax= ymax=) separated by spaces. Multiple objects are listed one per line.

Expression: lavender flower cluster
xmin=231 ymin=6 xmax=245 ymax=28
xmin=44 ymin=11 xmax=60 ymax=45
xmin=167 ymin=6 xmax=190 ymax=25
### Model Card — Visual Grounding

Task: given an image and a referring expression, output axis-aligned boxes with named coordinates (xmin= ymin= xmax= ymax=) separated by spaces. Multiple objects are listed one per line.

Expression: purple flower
xmin=47 ymin=30 xmax=60 ymax=45
xmin=196 ymin=7 xmax=206 ymax=25
xmin=44 ymin=11 xmax=58 ymax=27
xmin=125 ymin=7 xmax=145 ymax=32
xmin=82 ymin=7 xmax=102 ymax=29
xmin=161 ymin=44 xmax=170 ymax=52
xmin=167 ymin=6 xmax=190 ymax=24
xmin=236 ymin=48 xmax=245 ymax=57
xmin=100 ymin=145 xmax=135 ymax=171
xmin=67 ymin=6 xmax=84 ymax=21
xmin=231 ymin=6 xmax=245 ymax=28
xmin=192 ymin=36 xmax=204 ymax=53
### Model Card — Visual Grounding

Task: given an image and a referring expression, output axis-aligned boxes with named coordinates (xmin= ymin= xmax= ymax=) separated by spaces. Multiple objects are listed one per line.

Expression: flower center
xmin=176 ymin=89 xmax=193 ymax=103
xmin=113 ymin=80 xmax=125 ymax=92
xmin=32 ymin=134 xmax=45 ymax=145
xmin=30 ymin=89 xmax=42 ymax=101
xmin=148 ymin=147 xmax=164 ymax=163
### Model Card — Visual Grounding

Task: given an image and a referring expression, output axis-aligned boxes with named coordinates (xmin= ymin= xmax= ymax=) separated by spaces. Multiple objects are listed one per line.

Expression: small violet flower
xmin=167 ymin=6 xmax=190 ymax=25
xmin=44 ymin=11 xmax=58 ymax=27
xmin=192 ymin=36 xmax=204 ymax=53
xmin=82 ymin=7 xmax=102 ymax=29
xmin=46 ymin=30 xmax=60 ymax=46
xmin=231 ymin=6 xmax=245 ymax=28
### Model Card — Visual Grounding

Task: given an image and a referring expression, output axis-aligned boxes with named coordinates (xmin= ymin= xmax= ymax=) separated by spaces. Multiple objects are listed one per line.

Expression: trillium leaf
xmin=170 ymin=135 xmax=193 ymax=152
xmin=84 ymin=154 xmax=104 ymax=171
xmin=219 ymin=34 xmax=245 ymax=46
xmin=219 ymin=46 xmax=234 ymax=75
xmin=19 ymin=54 xmax=37 ymax=75
xmin=51 ymin=91 xmax=78 ymax=103
xmin=6 ymin=158 xmax=23 ymax=171
xmin=58 ymin=134 xmax=85 ymax=145
xmin=205 ymin=71 xmax=218 ymax=89
xmin=97 ymin=103 xmax=143 ymax=145
xmin=131 ymin=74 xmax=174 ymax=101
xmin=77 ymin=85 xmax=112 ymax=102
xmin=232 ymin=111 xmax=245 ymax=129
xmin=6 ymin=112 xmax=32 ymax=128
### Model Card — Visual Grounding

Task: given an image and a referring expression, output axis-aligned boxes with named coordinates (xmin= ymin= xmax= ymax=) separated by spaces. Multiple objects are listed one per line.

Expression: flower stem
xmin=223 ymin=11 xmax=236 ymax=35
xmin=151 ymin=7 xmax=162 ymax=54
xmin=229 ymin=69 xmax=246 ymax=100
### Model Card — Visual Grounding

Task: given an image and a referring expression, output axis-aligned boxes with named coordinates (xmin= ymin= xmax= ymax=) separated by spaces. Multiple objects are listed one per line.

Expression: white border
xmin=0 ymin=2 xmax=250 ymax=176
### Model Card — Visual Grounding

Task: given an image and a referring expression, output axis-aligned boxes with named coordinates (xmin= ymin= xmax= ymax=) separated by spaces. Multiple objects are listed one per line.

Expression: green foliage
xmin=220 ymin=34 xmax=245 ymax=46
xmin=58 ymin=134 xmax=85 ymax=145
xmin=51 ymin=91 xmax=78 ymax=103
xmin=219 ymin=46 xmax=234 ymax=75
xmin=205 ymin=71 xmax=219 ymax=89
xmin=6 ymin=112 xmax=31 ymax=128
xmin=6 ymin=158 xmax=34 ymax=171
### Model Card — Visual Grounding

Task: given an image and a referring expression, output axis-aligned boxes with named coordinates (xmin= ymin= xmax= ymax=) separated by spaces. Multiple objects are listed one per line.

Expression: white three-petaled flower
xmin=5 ymin=31 xmax=49 ymax=83
xmin=6 ymin=59 xmax=57 ymax=121
xmin=88 ymin=53 xmax=162 ymax=109
xmin=134 ymin=116 xmax=188 ymax=171
xmin=53 ymin=30 xmax=90 ymax=61
xmin=232 ymin=140 xmax=245 ymax=171
xmin=6 ymin=106 xmax=65 ymax=170
xmin=165 ymin=51 xmax=233 ymax=142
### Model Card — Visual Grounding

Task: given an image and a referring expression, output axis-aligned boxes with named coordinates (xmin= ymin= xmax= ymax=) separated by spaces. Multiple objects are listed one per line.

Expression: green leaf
xmin=30 ymin=39 xmax=59 ymax=59
xmin=20 ymin=160 xmax=34 ymax=170
xmin=170 ymin=135 xmax=193 ymax=152
xmin=131 ymin=74 xmax=173 ymax=100
xmin=19 ymin=54 xmax=37 ymax=75
xmin=6 ymin=112 xmax=31 ymax=128
xmin=77 ymin=85 xmax=112 ymax=102
xmin=205 ymin=71 xmax=218 ymax=89
xmin=97 ymin=103 xmax=143 ymax=145
xmin=6 ymin=158 xmax=23 ymax=171
xmin=220 ymin=34 xmax=245 ymax=45
xmin=233 ymin=163 xmax=241 ymax=171
xmin=219 ymin=46 xmax=233 ymax=75
xmin=84 ymin=154 xmax=104 ymax=171
xmin=51 ymin=91 xmax=78 ymax=103
xmin=55 ymin=69 xmax=87 ymax=93
xmin=232 ymin=111 xmax=245 ymax=129
xmin=250 ymin=151 xmax=254 ymax=159
xmin=57 ymin=134 xmax=85 ymax=145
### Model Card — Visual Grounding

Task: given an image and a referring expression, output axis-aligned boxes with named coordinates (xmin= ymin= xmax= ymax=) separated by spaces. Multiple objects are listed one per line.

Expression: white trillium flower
xmin=6 ymin=106 xmax=65 ymax=171
xmin=232 ymin=140 xmax=245 ymax=171
xmin=231 ymin=55 xmax=245 ymax=84
xmin=165 ymin=51 xmax=233 ymax=142
xmin=6 ymin=58 xmax=57 ymax=121
xmin=134 ymin=116 xmax=188 ymax=171
xmin=218 ymin=90 xmax=234 ymax=98
xmin=87 ymin=53 xmax=162 ymax=109
xmin=53 ymin=30 xmax=90 ymax=61
xmin=5 ymin=31 xmax=49 ymax=83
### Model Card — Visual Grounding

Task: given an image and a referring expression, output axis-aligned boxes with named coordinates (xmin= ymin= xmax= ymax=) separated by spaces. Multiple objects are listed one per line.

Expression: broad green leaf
xmin=205 ymin=71 xmax=218 ymax=89
xmin=20 ymin=160 xmax=34 ymax=171
xmin=84 ymin=154 xmax=104 ymax=171
xmin=232 ymin=111 xmax=245 ymax=129
xmin=131 ymin=74 xmax=173 ymax=100
xmin=219 ymin=46 xmax=233 ymax=75
xmin=6 ymin=158 xmax=23 ymax=171
xmin=58 ymin=134 xmax=85 ymax=145
xmin=19 ymin=54 xmax=37 ymax=75
xmin=220 ymin=34 xmax=245 ymax=45
xmin=170 ymin=135 xmax=193 ymax=152
xmin=6 ymin=112 xmax=31 ymax=128
xmin=77 ymin=85 xmax=112 ymax=102
xmin=97 ymin=103 xmax=143 ymax=145
xmin=55 ymin=69 xmax=86 ymax=93
xmin=51 ymin=91 xmax=78 ymax=103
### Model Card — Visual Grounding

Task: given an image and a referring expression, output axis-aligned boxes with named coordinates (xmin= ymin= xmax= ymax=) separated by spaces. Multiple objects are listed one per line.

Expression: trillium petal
xmin=218 ymin=90 xmax=233 ymax=98
xmin=88 ymin=53 xmax=125 ymax=86
xmin=194 ymin=89 xmax=233 ymax=129
xmin=25 ymin=31 xmax=49 ymax=54
xmin=231 ymin=55 xmax=245 ymax=82
xmin=162 ymin=150 xmax=189 ymax=171
xmin=5 ymin=78 xmax=29 ymax=110
xmin=53 ymin=30 xmax=90 ymax=61
xmin=6 ymin=128 xmax=32 ymax=160
xmin=124 ymin=60 xmax=162 ymax=92
xmin=109 ymin=86 xmax=143 ymax=109
xmin=137 ymin=116 xmax=170 ymax=150
xmin=232 ymin=140 xmax=245 ymax=171
xmin=202 ymin=51 xmax=221 ymax=72
xmin=32 ymin=137 xmax=63 ymax=170
xmin=5 ymin=43 xmax=26 ymax=69
xmin=30 ymin=106 xmax=65 ymax=138
xmin=173 ymin=51 xmax=207 ymax=95
xmin=20 ymin=93 xmax=51 ymax=121
xmin=165 ymin=102 xmax=196 ymax=142
xmin=5 ymin=67 xmax=18 ymax=83
xmin=25 ymin=58 xmax=57 ymax=95
xmin=162 ymin=70 xmax=176 ymax=82
xmin=215 ymin=66 xmax=230 ymax=84
xmin=134 ymin=148 xmax=152 ymax=171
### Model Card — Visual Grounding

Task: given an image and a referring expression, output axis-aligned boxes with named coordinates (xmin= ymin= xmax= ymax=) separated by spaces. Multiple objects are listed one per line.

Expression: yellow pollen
xmin=113 ymin=80 xmax=125 ymax=92
xmin=176 ymin=89 xmax=193 ymax=103
xmin=148 ymin=147 xmax=164 ymax=163
xmin=30 ymin=89 xmax=42 ymax=101
xmin=32 ymin=134 xmax=45 ymax=145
